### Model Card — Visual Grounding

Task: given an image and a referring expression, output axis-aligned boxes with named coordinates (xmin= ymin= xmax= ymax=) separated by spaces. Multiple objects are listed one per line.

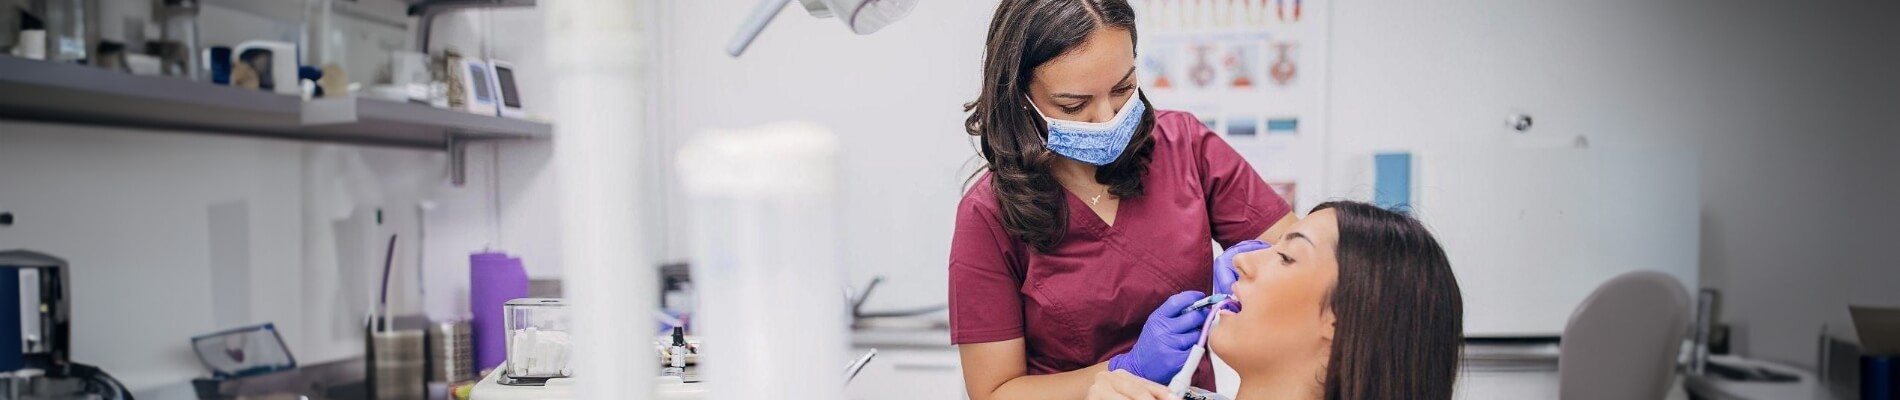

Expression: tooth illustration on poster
xmin=1189 ymin=43 xmax=1216 ymax=88
xmin=1276 ymin=0 xmax=1303 ymax=22
xmin=1270 ymin=42 xmax=1298 ymax=86
xmin=1224 ymin=42 xmax=1259 ymax=89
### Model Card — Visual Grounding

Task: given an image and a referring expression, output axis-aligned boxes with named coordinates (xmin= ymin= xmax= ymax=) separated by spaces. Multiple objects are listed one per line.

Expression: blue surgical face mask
xmin=1028 ymin=90 xmax=1147 ymax=166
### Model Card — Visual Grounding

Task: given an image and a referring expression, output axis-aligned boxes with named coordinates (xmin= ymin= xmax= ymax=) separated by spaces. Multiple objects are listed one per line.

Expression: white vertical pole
xmin=546 ymin=0 xmax=654 ymax=398
xmin=679 ymin=122 xmax=846 ymax=400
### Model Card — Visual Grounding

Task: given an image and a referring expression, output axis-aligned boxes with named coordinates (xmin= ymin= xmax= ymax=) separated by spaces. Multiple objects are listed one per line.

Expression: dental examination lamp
xmin=726 ymin=0 xmax=919 ymax=57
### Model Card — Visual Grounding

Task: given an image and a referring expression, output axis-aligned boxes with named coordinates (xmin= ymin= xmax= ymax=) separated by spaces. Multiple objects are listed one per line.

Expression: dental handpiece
xmin=1169 ymin=295 xmax=1236 ymax=398
xmin=1186 ymin=294 xmax=1232 ymax=312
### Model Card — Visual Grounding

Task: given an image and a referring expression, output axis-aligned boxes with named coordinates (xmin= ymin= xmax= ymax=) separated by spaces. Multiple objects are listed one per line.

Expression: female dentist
xmin=949 ymin=0 xmax=1296 ymax=398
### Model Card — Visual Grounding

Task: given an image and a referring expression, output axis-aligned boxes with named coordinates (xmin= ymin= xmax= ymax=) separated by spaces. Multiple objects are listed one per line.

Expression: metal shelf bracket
xmin=449 ymin=133 xmax=472 ymax=186
xmin=448 ymin=130 xmax=540 ymax=187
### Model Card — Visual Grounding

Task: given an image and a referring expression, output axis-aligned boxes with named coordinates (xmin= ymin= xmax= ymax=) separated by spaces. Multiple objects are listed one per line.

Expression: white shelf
xmin=0 ymin=55 xmax=549 ymax=150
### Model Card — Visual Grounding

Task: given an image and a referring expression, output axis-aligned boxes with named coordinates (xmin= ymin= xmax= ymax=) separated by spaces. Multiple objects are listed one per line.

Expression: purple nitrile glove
xmin=1108 ymin=291 xmax=1211 ymax=384
xmin=1214 ymin=240 xmax=1272 ymax=297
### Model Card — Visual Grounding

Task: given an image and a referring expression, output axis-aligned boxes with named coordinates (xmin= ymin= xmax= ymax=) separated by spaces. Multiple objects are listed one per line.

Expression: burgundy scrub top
xmin=948 ymin=110 xmax=1292 ymax=389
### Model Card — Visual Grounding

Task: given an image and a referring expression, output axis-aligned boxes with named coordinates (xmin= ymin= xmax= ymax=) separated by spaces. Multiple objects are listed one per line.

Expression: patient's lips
xmin=1218 ymin=297 xmax=1242 ymax=314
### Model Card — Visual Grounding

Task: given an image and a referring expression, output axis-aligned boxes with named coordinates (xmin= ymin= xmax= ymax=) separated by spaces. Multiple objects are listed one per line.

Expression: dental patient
xmin=1089 ymin=201 xmax=1464 ymax=400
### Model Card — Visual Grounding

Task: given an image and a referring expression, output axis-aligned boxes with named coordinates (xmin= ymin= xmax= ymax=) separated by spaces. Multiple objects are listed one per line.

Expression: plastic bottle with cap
xmin=662 ymin=327 xmax=688 ymax=377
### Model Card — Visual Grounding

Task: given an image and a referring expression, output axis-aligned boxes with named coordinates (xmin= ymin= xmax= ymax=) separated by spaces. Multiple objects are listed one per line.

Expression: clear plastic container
xmin=502 ymin=298 xmax=571 ymax=378
xmin=154 ymin=0 xmax=200 ymax=79
xmin=40 ymin=0 xmax=99 ymax=63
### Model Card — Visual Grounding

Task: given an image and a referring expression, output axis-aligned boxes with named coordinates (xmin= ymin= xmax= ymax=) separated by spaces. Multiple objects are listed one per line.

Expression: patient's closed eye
xmin=1279 ymin=252 xmax=1294 ymax=266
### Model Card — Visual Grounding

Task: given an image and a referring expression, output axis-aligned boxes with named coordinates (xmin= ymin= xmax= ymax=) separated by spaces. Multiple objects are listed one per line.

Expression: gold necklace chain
xmin=1087 ymin=188 xmax=1112 ymax=206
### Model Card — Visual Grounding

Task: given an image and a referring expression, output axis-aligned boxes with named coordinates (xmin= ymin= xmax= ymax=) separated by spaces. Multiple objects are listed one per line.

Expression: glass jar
xmin=502 ymin=298 xmax=571 ymax=378
xmin=154 ymin=0 xmax=200 ymax=78
xmin=39 ymin=0 xmax=99 ymax=63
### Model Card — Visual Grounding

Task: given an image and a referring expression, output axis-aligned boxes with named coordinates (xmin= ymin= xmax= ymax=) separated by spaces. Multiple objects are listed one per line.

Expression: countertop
xmin=851 ymin=327 xmax=953 ymax=349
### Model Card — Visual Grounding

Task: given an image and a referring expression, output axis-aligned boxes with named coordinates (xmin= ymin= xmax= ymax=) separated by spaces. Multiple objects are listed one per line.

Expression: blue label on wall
xmin=1374 ymin=152 xmax=1413 ymax=211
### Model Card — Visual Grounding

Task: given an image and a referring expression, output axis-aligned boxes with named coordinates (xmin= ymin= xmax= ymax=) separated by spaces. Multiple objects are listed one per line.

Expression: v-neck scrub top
xmin=949 ymin=110 xmax=1292 ymax=389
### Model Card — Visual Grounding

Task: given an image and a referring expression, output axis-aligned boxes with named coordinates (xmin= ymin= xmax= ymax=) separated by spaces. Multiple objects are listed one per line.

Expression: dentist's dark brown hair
xmin=964 ymin=0 xmax=1156 ymax=252
xmin=1313 ymin=201 xmax=1464 ymax=400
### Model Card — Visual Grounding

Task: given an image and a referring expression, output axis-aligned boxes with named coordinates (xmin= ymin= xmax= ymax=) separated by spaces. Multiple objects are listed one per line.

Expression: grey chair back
xmin=1559 ymin=270 xmax=1691 ymax=400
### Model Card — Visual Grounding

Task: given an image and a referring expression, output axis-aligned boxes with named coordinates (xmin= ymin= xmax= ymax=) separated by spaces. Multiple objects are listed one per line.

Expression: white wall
xmin=650 ymin=0 xmax=1714 ymax=321
xmin=0 ymin=123 xmax=505 ymax=390
xmin=0 ymin=123 xmax=300 ymax=390
xmin=654 ymin=0 xmax=994 ymax=311
xmin=0 ymin=127 xmax=558 ymax=393
xmin=0 ymin=2 xmax=563 ymax=392
xmin=423 ymin=7 xmax=568 ymax=319
xmin=1684 ymin=2 xmax=1900 ymax=369
xmin=1313 ymin=0 xmax=1900 ymax=365
xmin=4 ymin=0 xmax=1890 ymax=392
xmin=654 ymin=0 xmax=1900 ymax=366
xmin=1325 ymin=1 xmax=1710 ymax=336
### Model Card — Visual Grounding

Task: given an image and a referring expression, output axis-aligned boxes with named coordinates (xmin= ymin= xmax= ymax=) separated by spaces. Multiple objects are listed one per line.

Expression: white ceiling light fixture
xmin=726 ymin=0 xmax=920 ymax=57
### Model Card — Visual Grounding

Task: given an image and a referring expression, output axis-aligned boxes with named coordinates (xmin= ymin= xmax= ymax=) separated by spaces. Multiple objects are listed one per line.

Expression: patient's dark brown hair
xmin=1313 ymin=201 xmax=1464 ymax=400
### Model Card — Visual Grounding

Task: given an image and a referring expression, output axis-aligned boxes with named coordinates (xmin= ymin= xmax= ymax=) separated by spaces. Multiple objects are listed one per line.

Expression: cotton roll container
xmin=678 ymin=122 xmax=845 ymax=400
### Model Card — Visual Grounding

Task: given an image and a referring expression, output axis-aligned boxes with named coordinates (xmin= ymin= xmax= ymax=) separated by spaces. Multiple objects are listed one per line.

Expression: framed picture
xmin=460 ymin=59 xmax=499 ymax=116
xmin=490 ymin=59 xmax=526 ymax=119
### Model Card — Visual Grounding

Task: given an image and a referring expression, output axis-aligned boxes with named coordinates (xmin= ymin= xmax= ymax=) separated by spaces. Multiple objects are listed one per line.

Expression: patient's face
xmin=1210 ymin=209 xmax=1340 ymax=374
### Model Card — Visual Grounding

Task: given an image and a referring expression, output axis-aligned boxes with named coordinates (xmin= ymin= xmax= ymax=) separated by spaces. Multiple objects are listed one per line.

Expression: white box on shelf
xmin=460 ymin=59 xmax=500 ymax=116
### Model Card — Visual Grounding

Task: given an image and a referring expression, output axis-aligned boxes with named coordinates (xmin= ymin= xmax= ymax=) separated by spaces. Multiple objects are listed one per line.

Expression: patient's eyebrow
xmin=1283 ymin=232 xmax=1315 ymax=247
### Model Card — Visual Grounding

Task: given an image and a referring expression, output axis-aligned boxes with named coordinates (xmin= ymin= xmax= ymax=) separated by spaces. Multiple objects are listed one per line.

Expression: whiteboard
xmin=1332 ymin=146 xmax=1700 ymax=336
xmin=1308 ymin=0 xmax=1707 ymax=337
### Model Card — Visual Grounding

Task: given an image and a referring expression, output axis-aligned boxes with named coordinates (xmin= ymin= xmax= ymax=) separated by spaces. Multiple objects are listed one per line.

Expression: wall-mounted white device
xmin=489 ymin=60 xmax=526 ymax=119
xmin=460 ymin=59 xmax=500 ymax=116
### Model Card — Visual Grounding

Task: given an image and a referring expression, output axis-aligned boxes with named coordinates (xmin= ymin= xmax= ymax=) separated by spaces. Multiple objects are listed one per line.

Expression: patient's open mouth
xmin=1218 ymin=297 xmax=1242 ymax=314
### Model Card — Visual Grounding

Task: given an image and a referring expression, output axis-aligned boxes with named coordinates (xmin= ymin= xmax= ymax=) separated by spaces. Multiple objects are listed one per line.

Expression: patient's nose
xmin=1234 ymin=251 xmax=1263 ymax=278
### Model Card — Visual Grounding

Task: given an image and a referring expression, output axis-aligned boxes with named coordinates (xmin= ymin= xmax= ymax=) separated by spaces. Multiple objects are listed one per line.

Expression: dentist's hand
xmin=1089 ymin=370 xmax=1177 ymax=400
xmin=1213 ymin=240 xmax=1271 ymax=297
xmin=1108 ymin=291 xmax=1210 ymax=384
